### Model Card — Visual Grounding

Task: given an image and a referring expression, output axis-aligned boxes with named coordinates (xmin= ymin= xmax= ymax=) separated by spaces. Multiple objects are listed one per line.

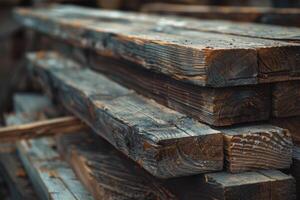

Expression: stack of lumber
xmin=141 ymin=3 xmax=300 ymax=27
xmin=3 ymin=4 xmax=299 ymax=199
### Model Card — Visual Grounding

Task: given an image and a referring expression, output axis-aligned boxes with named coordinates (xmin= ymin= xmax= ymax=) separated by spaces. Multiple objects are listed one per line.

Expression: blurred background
xmin=0 ymin=0 xmax=299 ymax=123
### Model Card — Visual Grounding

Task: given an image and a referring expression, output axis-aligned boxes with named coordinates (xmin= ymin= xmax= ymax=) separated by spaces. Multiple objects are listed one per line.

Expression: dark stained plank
xmin=0 ymin=151 xmax=38 ymax=200
xmin=56 ymin=44 xmax=270 ymax=126
xmin=17 ymin=137 xmax=94 ymax=200
xmin=58 ymin=131 xmax=296 ymax=200
xmin=56 ymin=132 xmax=177 ymax=200
xmin=141 ymin=3 xmax=300 ymax=27
xmin=27 ymin=51 xmax=224 ymax=178
xmin=165 ymin=170 xmax=296 ymax=200
xmin=272 ymin=81 xmax=300 ymax=118
xmin=15 ymin=5 xmax=300 ymax=87
xmin=221 ymin=125 xmax=293 ymax=173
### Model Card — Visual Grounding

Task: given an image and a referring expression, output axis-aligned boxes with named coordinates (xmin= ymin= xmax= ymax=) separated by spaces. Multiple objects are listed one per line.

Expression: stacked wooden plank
xmin=12 ymin=4 xmax=300 ymax=199
xmin=1 ymin=93 xmax=94 ymax=200
xmin=141 ymin=3 xmax=300 ymax=27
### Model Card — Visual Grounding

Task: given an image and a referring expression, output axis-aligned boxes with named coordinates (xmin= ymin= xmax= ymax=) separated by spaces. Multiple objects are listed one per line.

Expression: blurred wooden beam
xmin=0 ymin=116 xmax=87 ymax=142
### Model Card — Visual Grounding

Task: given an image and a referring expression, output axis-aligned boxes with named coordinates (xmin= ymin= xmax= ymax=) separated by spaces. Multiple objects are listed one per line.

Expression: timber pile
xmin=0 ymin=4 xmax=297 ymax=199
xmin=141 ymin=3 xmax=300 ymax=27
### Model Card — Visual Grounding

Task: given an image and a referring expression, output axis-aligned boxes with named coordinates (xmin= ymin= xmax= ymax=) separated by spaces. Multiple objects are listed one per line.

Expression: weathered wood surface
xmin=221 ymin=125 xmax=293 ymax=173
xmin=57 ymin=132 xmax=177 ymax=200
xmin=15 ymin=5 xmax=300 ymax=87
xmin=141 ymin=3 xmax=300 ymax=27
xmin=0 ymin=151 xmax=38 ymax=200
xmin=0 ymin=116 xmax=87 ymax=143
xmin=7 ymin=93 xmax=91 ymax=199
xmin=291 ymin=146 xmax=300 ymax=199
xmin=27 ymin=51 xmax=224 ymax=178
xmin=61 ymin=46 xmax=270 ymax=126
xmin=272 ymin=81 xmax=300 ymax=118
xmin=16 ymin=5 xmax=300 ymax=42
xmin=165 ymin=170 xmax=296 ymax=200
xmin=17 ymin=137 xmax=93 ymax=200
xmin=58 ymin=131 xmax=296 ymax=200
xmin=0 ymin=93 xmax=55 ymax=200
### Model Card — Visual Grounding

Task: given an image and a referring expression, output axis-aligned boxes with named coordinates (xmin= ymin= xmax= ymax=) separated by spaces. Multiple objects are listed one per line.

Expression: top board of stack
xmin=7 ymin=4 xmax=300 ymax=199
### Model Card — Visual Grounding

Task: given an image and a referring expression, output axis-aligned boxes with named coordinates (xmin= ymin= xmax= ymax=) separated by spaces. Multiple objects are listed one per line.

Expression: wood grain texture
xmin=141 ymin=3 xmax=300 ymax=27
xmin=5 ymin=93 xmax=91 ymax=200
xmin=58 ymin=131 xmax=296 ymax=200
xmin=52 ymin=43 xmax=270 ymax=126
xmin=89 ymin=53 xmax=270 ymax=126
xmin=15 ymin=5 xmax=300 ymax=42
xmin=272 ymin=81 xmax=300 ymax=118
xmin=17 ymin=137 xmax=94 ymax=200
xmin=221 ymin=125 xmax=293 ymax=173
xmin=1 ymin=93 xmax=57 ymax=200
xmin=15 ymin=5 xmax=300 ymax=87
xmin=57 ymin=132 xmax=177 ymax=200
xmin=27 ymin=51 xmax=224 ymax=178
xmin=165 ymin=170 xmax=296 ymax=200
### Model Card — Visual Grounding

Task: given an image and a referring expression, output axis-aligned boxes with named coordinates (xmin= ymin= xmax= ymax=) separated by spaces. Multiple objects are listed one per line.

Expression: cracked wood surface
xmin=77 ymin=47 xmax=270 ymax=126
xmin=27 ymin=51 xmax=224 ymax=178
xmin=38 ymin=37 xmax=270 ymax=126
xmin=58 ymin=131 xmax=296 ymax=200
xmin=15 ymin=5 xmax=300 ymax=87
xmin=220 ymin=125 xmax=293 ymax=173
xmin=57 ymin=132 xmax=177 ymax=200
xmin=29 ymin=34 xmax=272 ymax=126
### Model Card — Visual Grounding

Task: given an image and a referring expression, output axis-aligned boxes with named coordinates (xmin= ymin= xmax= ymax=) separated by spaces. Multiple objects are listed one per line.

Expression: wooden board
xmin=0 ymin=93 xmax=54 ymax=200
xmin=17 ymin=137 xmax=93 ymax=200
xmin=0 ymin=151 xmax=38 ymax=200
xmin=57 ymin=132 xmax=177 ymax=200
xmin=221 ymin=125 xmax=293 ymax=173
xmin=52 ymin=43 xmax=271 ymax=126
xmin=15 ymin=5 xmax=300 ymax=43
xmin=58 ymin=131 xmax=296 ymax=200
xmin=272 ymin=81 xmax=300 ymax=118
xmin=165 ymin=170 xmax=296 ymax=200
xmin=15 ymin=5 xmax=300 ymax=87
xmin=27 ymin=51 xmax=224 ymax=178
xmin=28 ymin=51 xmax=295 ymax=176
xmin=141 ymin=3 xmax=300 ymax=27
